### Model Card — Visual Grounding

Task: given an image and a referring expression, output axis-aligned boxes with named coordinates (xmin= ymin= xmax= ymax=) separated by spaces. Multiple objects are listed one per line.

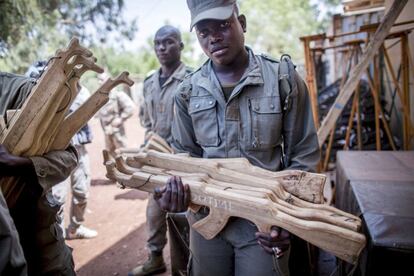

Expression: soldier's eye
xmin=220 ymin=21 xmax=231 ymax=29
xmin=197 ymin=29 xmax=209 ymax=38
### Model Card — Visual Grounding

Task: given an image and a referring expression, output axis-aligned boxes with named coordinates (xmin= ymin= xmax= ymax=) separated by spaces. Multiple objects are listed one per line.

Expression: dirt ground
xmin=64 ymin=111 xmax=171 ymax=276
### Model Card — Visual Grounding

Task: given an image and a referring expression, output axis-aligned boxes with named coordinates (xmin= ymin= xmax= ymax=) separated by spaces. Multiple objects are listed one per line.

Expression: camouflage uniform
xmin=171 ymin=48 xmax=320 ymax=276
xmin=139 ymin=62 xmax=192 ymax=254
xmin=99 ymin=89 xmax=135 ymax=156
xmin=52 ymin=86 xmax=94 ymax=235
xmin=0 ymin=72 xmax=78 ymax=275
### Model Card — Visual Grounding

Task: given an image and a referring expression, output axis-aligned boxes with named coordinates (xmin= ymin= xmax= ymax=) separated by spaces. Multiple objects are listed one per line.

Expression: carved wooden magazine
xmin=105 ymin=148 xmax=366 ymax=264
xmin=0 ymin=37 xmax=134 ymax=207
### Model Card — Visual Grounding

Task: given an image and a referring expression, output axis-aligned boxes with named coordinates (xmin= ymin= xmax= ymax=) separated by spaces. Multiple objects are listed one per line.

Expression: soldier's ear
xmin=238 ymin=14 xmax=247 ymax=33
xmin=180 ymin=41 xmax=184 ymax=50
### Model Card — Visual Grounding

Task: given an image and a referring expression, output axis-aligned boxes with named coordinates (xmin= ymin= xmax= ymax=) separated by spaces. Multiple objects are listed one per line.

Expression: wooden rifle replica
xmin=0 ymin=37 xmax=134 ymax=208
xmin=105 ymin=143 xmax=366 ymax=264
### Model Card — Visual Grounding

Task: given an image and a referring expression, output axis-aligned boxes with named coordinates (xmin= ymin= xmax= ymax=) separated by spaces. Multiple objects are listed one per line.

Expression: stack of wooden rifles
xmin=105 ymin=133 xmax=366 ymax=264
xmin=0 ymin=37 xmax=134 ymax=208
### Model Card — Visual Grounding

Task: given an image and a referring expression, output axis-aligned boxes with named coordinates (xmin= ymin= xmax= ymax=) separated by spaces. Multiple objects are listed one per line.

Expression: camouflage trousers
xmin=105 ymin=131 xmax=128 ymax=157
xmin=52 ymin=144 xmax=91 ymax=232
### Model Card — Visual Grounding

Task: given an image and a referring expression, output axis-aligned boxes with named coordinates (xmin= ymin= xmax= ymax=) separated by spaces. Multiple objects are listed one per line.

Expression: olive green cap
xmin=186 ymin=0 xmax=236 ymax=31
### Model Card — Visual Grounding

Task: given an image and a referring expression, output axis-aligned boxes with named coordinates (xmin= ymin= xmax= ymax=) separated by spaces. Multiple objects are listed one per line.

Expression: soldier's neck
xmin=213 ymin=51 xmax=249 ymax=85
xmin=160 ymin=60 xmax=182 ymax=79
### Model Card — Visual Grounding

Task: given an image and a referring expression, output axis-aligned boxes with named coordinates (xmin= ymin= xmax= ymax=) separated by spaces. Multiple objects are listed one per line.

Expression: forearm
xmin=29 ymin=145 xmax=78 ymax=193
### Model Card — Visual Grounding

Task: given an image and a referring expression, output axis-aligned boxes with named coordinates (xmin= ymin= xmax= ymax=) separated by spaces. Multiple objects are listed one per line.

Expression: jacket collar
xmin=154 ymin=62 xmax=187 ymax=89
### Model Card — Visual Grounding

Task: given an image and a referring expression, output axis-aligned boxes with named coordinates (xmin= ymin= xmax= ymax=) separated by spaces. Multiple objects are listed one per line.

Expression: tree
xmin=239 ymin=0 xmax=339 ymax=63
xmin=0 ymin=0 xmax=137 ymax=73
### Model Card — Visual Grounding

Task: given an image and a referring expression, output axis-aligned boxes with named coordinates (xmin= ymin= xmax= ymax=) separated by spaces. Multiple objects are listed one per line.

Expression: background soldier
xmin=52 ymin=83 xmax=98 ymax=240
xmin=129 ymin=25 xmax=191 ymax=276
xmin=98 ymin=73 xmax=135 ymax=157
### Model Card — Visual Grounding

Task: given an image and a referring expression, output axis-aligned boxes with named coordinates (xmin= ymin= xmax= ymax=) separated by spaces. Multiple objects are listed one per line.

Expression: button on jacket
xmin=139 ymin=62 xmax=192 ymax=144
xmin=171 ymin=48 xmax=320 ymax=172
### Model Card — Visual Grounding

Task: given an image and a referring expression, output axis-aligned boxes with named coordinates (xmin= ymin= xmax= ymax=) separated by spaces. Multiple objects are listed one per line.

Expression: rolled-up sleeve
xmin=29 ymin=145 xmax=78 ymax=193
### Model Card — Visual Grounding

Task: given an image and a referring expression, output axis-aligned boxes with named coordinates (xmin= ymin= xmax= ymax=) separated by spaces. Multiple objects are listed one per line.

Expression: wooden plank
xmin=302 ymin=37 xmax=320 ymax=129
xmin=318 ymin=0 xmax=409 ymax=146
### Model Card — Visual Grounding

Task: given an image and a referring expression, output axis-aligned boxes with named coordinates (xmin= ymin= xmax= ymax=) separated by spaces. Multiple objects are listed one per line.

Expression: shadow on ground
xmin=75 ymin=223 xmax=171 ymax=276
xmin=114 ymin=190 xmax=148 ymax=201
xmin=91 ymin=179 xmax=116 ymax=186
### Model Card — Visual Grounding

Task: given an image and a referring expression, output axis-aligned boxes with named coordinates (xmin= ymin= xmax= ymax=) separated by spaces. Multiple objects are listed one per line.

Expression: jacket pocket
xmin=247 ymin=96 xmax=282 ymax=150
xmin=188 ymin=96 xmax=219 ymax=147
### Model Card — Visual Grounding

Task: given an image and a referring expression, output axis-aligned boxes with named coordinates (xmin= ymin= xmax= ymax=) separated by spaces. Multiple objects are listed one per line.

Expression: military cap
xmin=186 ymin=0 xmax=237 ymax=31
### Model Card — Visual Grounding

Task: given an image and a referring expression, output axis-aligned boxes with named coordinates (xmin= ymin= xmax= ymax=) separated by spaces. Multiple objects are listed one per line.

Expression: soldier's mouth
xmin=211 ymin=46 xmax=229 ymax=57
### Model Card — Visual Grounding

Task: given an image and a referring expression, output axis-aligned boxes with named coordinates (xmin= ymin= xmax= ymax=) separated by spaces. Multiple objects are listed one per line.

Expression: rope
xmin=167 ymin=214 xmax=206 ymax=276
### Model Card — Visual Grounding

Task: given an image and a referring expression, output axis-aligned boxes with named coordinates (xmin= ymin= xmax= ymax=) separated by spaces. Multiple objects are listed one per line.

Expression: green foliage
xmin=240 ymin=0 xmax=323 ymax=62
xmin=92 ymin=31 xmax=203 ymax=79
xmin=0 ymin=0 xmax=341 ymax=77
xmin=0 ymin=0 xmax=137 ymax=73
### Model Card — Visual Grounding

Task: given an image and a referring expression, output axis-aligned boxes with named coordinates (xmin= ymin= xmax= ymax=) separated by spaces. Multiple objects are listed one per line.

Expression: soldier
xmin=52 ymin=83 xmax=98 ymax=240
xmin=98 ymin=73 xmax=135 ymax=157
xmin=0 ymin=72 xmax=78 ymax=275
xmin=0 ymin=189 xmax=26 ymax=276
xmin=154 ymin=1 xmax=320 ymax=275
xmin=129 ymin=25 xmax=192 ymax=276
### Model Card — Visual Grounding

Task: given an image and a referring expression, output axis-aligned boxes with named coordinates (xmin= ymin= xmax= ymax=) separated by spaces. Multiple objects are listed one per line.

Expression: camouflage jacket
xmin=99 ymin=89 xmax=135 ymax=135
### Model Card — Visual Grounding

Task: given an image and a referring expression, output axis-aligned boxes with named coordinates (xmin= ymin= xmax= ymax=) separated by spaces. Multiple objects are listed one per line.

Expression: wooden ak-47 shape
xmin=115 ymin=132 xmax=173 ymax=156
xmin=127 ymin=151 xmax=325 ymax=204
xmin=0 ymin=37 xmax=134 ymax=207
xmin=104 ymin=150 xmax=366 ymax=264
xmin=50 ymin=71 xmax=134 ymax=151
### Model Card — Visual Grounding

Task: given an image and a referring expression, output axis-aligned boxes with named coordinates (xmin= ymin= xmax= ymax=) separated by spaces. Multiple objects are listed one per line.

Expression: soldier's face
xmin=153 ymin=32 xmax=183 ymax=67
xmin=195 ymin=14 xmax=246 ymax=66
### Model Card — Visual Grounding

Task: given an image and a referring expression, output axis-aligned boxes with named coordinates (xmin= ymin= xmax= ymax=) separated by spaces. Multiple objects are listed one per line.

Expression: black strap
xmin=278 ymin=54 xmax=297 ymax=169
xmin=278 ymin=54 xmax=294 ymax=114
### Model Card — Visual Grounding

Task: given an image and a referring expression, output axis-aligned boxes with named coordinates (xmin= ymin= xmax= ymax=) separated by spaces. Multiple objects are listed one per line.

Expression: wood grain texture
xmin=104 ymin=150 xmax=366 ymax=264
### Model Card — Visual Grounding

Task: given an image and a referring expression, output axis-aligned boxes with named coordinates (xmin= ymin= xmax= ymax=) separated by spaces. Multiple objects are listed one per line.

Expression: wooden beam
xmin=317 ymin=0 xmax=408 ymax=146
xmin=302 ymin=37 xmax=320 ymax=129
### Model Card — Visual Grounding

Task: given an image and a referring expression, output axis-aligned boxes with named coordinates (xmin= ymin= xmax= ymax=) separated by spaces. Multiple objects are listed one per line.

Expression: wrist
xmin=10 ymin=155 xmax=33 ymax=174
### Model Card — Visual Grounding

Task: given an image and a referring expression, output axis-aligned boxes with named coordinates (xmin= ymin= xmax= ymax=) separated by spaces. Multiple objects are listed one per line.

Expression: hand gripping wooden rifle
xmin=0 ymin=37 xmax=134 ymax=208
xmin=104 ymin=150 xmax=366 ymax=264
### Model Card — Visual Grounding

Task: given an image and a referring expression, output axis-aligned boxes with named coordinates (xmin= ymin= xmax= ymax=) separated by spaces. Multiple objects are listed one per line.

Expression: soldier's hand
xmin=255 ymin=226 xmax=290 ymax=258
xmin=0 ymin=144 xmax=34 ymax=176
xmin=154 ymin=176 xmax=190 ymax=213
